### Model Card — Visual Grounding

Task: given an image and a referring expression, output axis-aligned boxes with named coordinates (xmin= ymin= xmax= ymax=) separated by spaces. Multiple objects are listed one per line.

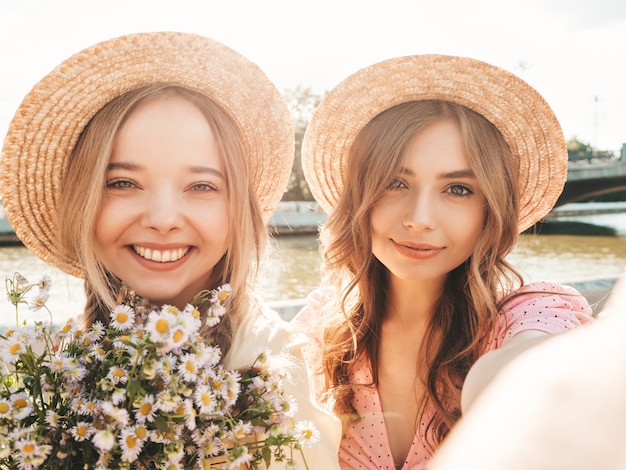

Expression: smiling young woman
xmin=293 ymin=55 xmax=594 ymax=470
xmin=0 ymin=31 xmax=341 ymax=469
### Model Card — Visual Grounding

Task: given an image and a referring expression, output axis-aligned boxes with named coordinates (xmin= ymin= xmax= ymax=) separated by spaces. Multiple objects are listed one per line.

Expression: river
xmin=1 ymin=212 xmax=625 ymax=327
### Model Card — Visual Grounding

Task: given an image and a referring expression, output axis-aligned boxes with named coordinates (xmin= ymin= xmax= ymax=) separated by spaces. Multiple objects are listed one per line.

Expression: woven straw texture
xmin=0 ymin=32 xmax=294 ymax=278
xmin=302 ymin=54 xmax=567 ymax=233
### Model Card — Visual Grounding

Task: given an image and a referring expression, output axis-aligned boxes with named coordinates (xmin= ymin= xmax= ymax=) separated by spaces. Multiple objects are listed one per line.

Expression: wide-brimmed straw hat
xmin=0 ymin=31 xmax=294 ymax=278
xmin=302 ymin=54 xmax=567 ymax=232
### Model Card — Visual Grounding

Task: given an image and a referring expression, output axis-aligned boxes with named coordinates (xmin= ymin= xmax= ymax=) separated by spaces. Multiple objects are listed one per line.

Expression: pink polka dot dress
xmin=292 ymin=282 xmax=593 ymax=469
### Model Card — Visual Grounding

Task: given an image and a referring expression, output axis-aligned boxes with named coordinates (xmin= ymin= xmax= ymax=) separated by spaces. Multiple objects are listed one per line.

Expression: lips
xmin=391 ymin=240 xmax=443 ymax=259
xmin=133 ymin=246 xmax=190 ymax=262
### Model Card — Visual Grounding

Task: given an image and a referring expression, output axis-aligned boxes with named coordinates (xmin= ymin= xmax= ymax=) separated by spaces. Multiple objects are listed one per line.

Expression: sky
xmin=0 ymin=0 xmax=625 ymax=153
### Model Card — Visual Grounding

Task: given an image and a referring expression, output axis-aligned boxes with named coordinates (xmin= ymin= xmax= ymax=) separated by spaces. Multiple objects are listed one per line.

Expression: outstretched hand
xmin=429 ymin=270 xmax=626 ymax=470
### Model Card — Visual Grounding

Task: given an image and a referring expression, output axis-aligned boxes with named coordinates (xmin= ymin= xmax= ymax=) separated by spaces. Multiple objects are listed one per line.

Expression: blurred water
xmin=1 ymin=218 xmax=625 ymax=326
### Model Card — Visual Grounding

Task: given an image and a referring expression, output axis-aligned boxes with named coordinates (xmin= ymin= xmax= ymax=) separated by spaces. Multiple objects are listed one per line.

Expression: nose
xmin=403 ymin=192 xmax=436 ymax=231
xmin=140 ymin=188 xmax=184 ymax=233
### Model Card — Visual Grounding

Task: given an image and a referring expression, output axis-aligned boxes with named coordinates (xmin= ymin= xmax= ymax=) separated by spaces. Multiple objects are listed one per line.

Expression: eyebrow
xmin=107 ymin=162 xmax=225 ymax=179
xmin=399 ymin=166 xmax=476 ymax=179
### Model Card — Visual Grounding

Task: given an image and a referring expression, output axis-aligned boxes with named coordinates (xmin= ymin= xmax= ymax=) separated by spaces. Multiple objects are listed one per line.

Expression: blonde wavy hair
xmin=320 ymin=100 xmax=524 ymax=450
xmin=57 ymin=84 xmax=266 ymax=355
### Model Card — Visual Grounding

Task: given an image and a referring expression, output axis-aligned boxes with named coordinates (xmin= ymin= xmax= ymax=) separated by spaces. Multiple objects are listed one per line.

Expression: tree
xmin=567 ymin=137 xmax=615 ymax=162
xmin=281 ymin=86 xmax=324 ymax=201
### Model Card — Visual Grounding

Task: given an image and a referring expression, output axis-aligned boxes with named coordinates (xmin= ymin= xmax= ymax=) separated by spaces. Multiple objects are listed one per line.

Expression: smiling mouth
xmin=133 ymin=246 xmax=190 ymax=262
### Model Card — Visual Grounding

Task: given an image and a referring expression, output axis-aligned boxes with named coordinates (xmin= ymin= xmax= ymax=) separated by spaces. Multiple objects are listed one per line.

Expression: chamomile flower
xmin=107 ymin=366 xmax=129 ymax=385
xmin=28 ymin=290 xmax=50 ymax=311
xmin=11 ymin=391 xmax=34 ymax=420
xmin=193 ymin=384 xmax=216 ymax=414
xmin=178 ymin=353 xmax=201 ymax=382
xmin=0 ymin=399 xmax=11 ymax=418
xmin=37 ymin=274 xmax=52 ymax=293
xmin=0 ymin=333 xmax=28 ymax=363
xmin=294 ymin=421 xmax=321 ymax=448
xmin=231 ymin=421 xmax=253 ymax=441
xmin=227 ymin=443 xmax=253 ymax=469
xmin=70 ymin=421 xmax=94 ymax=441
xmin=110 ymin=304 xmax=135 ymax=331
xmin=145 ymin=308 xmax=177 ymax=346
xmin=101 ymin=402 xmax=130 ymax=428
xmin=119 ymin=427 xmax=145 ymax=463
xmin=134 ymin=394 xmax=157 ymax=423
xmin=194 ymin=343 xmax=221 ymax=368
xmin=14 ymin=439 xmax=52 ymax=469
xmin=92 ymin=429 xmax=116 ymax=452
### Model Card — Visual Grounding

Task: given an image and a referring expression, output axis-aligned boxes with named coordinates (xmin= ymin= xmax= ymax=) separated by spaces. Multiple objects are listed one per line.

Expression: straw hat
xmin=302 ymin=54 xmax=567 ymax=232
xmin=0 ymin=31 xmax=294 ymax=278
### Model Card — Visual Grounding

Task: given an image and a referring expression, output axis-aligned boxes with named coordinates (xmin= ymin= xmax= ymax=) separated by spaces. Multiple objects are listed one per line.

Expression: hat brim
xmin=302 ymin=54 xmax=567 ymax=233
xmin=0 ymin=32 xmax=294 ymax=278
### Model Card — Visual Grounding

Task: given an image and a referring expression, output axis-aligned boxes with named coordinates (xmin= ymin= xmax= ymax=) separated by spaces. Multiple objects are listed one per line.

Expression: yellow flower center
xmin=125 ymin=435 xmax=137 ymax=449
xmin=218 ymin=290 xmax=228 ymax=302
xmin=116 ymin=312 xmax=129 ymax=324
xmin=23 ymin=443 xmax=35 ymax=454
xmin=173 ymin=329 xmax=184 ymax=343
xmin=113 ymin=368 xmax=125 ymax=378
xmin=185 ymin=361 xmax=196 ymax=373
xmin=302 ymin=429 xmax=313 ymax=439
xmin=14 ymin=398 xmax=27 ymax=408
xmin=201 ymin=393 xmax=212 ymax=406
xmin=155 ymin=319 xmax=170 ymax=334
xmin=76 ymin=426 xmax=88 ymax=437
xmin=9 ymin=343 xmax=21 ymax=355
xmin=0 ymin=403 xmax=9 ymax=413
xmin=140 ymin=403 xmax=152 ymax=416
xmin=135 ymin=426 xmax=147 ymax=439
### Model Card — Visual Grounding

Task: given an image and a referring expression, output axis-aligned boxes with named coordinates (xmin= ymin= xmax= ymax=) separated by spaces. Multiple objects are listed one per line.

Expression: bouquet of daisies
xmin=0 ymin=273 xmax=318 ymax=469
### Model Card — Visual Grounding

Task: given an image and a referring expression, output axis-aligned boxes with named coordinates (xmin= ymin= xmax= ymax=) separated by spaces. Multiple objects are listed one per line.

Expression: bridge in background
xmin=557 ymin=159 xmax=626 ymax=205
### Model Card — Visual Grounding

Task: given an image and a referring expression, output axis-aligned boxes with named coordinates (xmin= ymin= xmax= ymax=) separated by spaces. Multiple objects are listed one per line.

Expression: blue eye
xmin=448 ymin=184 xmax=473 ymax=197
xmin=190 ymin=182 xmax=218 ymax=192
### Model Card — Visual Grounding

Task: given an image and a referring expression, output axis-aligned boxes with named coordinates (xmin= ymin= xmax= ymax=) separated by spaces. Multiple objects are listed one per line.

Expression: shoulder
xmin=488 ymin=281 xmax=594 ymax=350
xmin=223 ymin=297 xmax=302 ymax=370
xmin=291 ymin=286 xmax=338 ymax=335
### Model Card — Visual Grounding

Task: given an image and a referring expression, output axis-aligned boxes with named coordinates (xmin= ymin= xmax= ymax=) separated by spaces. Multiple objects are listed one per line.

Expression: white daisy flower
xmin=70 ymin=421 xmax=94 ymax=441
xmin=10 ymin=391 xmax=34 ymax=420
xmin=92 ymin=429 xmax=116 ymax=451
xmin=107 ymin=366 xmax=129 ymax=385
xmin=232 ymin=421 xmax=253 ymax=441
xmin=109 ymin=304 xmax=135 ymax=331
xmin=294 ymin=421 xmax=321 ymax=448
xmin=134 ymin=394 xmax=157 ymax=423
xmin=37 ymin=274 xmax=52 ymax=293
xmin=0 ymin=399 xmax=11 ymax=418
xmin=194 ymin=384 xmax=216 ymax=414
xmin=119 ymin=427 xmax=144 ymax=463
xmin=28 ymin=290 xmax=50 ymax=311
xmin=178 ymin=353 xmax=200 ymax=383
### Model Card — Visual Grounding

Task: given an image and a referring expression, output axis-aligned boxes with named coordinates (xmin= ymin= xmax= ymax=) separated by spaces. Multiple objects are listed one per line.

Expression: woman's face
xmin=95 ymin=95 xmax=230 ymax=308
xmin=370 ymin=118 xmax=486 ymax=289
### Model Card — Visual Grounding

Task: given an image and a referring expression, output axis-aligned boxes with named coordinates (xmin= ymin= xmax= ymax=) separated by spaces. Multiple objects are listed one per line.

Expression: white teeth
xmin=134 ymin=246 xmax=188 ymax=262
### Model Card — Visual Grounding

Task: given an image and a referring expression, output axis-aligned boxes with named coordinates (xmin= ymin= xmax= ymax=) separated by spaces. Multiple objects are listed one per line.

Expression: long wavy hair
xmin=320 ymin=100 xmax=524 ymax=450
xmin=57 ymin=84 xmax=266 ymax=356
